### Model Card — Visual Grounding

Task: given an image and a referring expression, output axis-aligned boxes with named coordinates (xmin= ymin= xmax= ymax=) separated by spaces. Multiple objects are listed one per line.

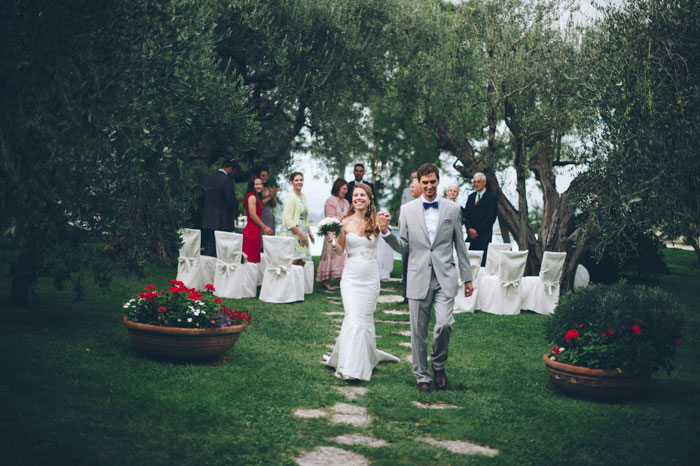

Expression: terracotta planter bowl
xmin=124 ymin=317 xmax=245 ymax=361
xmin=543 ymin=353 xmax=652 ymax=400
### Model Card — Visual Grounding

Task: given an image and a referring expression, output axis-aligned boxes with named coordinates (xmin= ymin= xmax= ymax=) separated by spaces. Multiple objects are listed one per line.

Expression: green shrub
xmin=545 ymin=281 xmax=684 ymax=374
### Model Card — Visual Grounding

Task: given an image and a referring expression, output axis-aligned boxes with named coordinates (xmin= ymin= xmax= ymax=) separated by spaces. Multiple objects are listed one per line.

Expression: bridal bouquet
xmin=317 ymin=217 xmax=343 ymax=247
xmin=123 ymin=280 xmax=252 ymax=329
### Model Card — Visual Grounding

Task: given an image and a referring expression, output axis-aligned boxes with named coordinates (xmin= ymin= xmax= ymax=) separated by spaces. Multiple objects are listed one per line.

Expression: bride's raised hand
xmin=326 ymin=232 xmax=336 ymax=243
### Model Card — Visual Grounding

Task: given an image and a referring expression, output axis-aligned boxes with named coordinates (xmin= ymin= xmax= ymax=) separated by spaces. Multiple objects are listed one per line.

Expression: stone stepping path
xmin=417 ymin=437 xmax=498 ymax=456
xmin=377 ymin=294 xmax=404 ymax=303
xmin=381 ymin=309 xmax=409 ymax=315
xmin=332 ymin=318 xmax=343 ymax=323
xmin=294 ymin=408 xmax=328 ymax=419
xmin=399 ymin=342 xmax=412 ymax=348
xmin=296 ymin=446 xmax=368 ymax=466
xmin=397 ymin=330 xmax=412 ymax=337
xmin=381 ymin=277 xmax=402 ymax=282
xmin=375 ymin=320 xmax=409 ymax=325
xmin=335 ymin=386 xmax=369 ymax=400
xmin=330 ymin=402 xmax=371 ymax=427
xmin=324 ymin=311 xmax=345 ymax=316
xmin=412 ymin=400 xmax=461 ymax=409
xmin=333 ymin=434 xmax=388 ymax=448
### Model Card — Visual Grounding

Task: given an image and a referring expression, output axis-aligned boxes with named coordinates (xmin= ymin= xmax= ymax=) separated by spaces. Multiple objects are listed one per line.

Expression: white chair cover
xmin=482 ymin=243 xmax=511 ymax=277
xmin=213 ymin=231 xmax=258 ymax=299
xmin=478 ymin=250 xmax=528 ymax=315
xmin=304 ymin=260 xmax=314 ymax=294
xmin=454 ymin=250 xmax=483 ymax=314
xmin=257 ymin=253 xmax=267 ymax=287
xmin=176 ymin=228 xmax=204 ymax=290
xmin=574 ymin=264 xmax=590 ymax=289
xmin=259 ymin=236 xmax=305 ymax=303
xmin=521 ymin=252 xmax=567 ymax=315
xmin=200 ymin=255 xmax=216 ymax=289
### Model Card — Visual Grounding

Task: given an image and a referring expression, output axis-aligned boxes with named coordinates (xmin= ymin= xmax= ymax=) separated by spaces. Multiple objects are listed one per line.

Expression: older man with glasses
xmin=463 ymin=172 xmax=498 ymax=266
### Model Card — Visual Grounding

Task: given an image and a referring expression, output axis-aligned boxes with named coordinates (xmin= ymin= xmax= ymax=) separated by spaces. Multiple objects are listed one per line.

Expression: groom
xmin=380 ymin=163 xmax=473 ymax=392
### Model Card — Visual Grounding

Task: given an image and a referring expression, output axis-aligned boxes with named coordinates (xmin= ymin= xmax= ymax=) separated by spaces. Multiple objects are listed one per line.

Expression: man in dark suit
xmin=463 ymin=172 xmax=498 ymax=265
xmin=345 ymin=163 xmax=375 ymax=205
xmin=201 ymin=160 xmax=239 ymax=257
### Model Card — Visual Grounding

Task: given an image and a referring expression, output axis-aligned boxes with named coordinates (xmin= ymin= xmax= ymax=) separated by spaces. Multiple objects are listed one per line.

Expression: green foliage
xmin=580 ymin=0 xmax=700 ymax=259
xmin=0 ymin=0 xmax=258 ymax=304
xmin=123 ymin=281 xmax=251 ymax=329
xmin=545 ymin=281 xmax=685 ymax=374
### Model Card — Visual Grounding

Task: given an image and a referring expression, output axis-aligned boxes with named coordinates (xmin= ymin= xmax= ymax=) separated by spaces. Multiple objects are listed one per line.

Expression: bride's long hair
xmin=344 ymin=183 xmax=380 ymax=239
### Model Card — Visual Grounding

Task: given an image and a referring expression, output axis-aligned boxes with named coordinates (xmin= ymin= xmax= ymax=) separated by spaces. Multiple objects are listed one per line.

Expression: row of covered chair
xmin=454 ymin=242 xmax=567 ymax=315
xmin=175 ymin=228 xmax=311 ymax=304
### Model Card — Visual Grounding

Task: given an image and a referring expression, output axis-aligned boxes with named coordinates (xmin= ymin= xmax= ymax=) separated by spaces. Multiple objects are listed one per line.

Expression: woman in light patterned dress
xmin=279 ymin=172 xmax=315 ymax=266
xmin=316 ymin=178 xmax=350 ymax=291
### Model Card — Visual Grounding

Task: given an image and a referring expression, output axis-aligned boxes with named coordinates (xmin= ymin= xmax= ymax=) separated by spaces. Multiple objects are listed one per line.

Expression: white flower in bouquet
xmin=317 ymin=217 xmax=343 ymax=247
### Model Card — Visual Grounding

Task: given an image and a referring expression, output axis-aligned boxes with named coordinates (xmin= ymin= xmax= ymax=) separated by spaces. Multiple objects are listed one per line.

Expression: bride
xmin=323 ymin=183 xmax=399 ymax=381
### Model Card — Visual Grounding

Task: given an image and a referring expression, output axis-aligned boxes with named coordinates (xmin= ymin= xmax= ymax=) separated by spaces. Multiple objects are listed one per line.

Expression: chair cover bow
xmin=500 ymin=279 xmax=520 ymax=290
xmin=216 ymin=260 xmax=239 ymax=273
xmin=178 ymin=257 xmax=198 ymax=268
xmin=267 ymin=265 xmax=290 ymax=276
xmin=542 ymin=280 xmax=559 ymax=295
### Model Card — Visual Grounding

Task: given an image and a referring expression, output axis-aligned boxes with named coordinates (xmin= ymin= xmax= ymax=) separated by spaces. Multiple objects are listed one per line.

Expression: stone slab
xmin=294 ymin=408 xmax=328 ymax=419
xmin=333 ymin=434 xmax=388 ymax=448
xmin=417 ymin=437 xmax=498 ymax=456
xmin=296 ymin=446 xmax=368 ymax=466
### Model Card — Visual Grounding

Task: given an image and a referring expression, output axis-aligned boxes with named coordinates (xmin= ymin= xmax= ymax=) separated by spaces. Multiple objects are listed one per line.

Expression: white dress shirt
xmin=421 ymin=195 xmax=440 ymax=244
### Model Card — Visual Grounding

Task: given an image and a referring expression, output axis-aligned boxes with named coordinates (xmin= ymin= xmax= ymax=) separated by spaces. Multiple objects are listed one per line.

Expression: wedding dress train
xmin=325 ymin=233 xmax=399 ymax=381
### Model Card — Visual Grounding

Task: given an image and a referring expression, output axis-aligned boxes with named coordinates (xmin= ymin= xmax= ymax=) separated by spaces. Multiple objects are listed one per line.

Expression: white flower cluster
xmin=317 ymin=217 xmax=343 ymax=236
xmin=122 ymin=298 xmax=137 ymax=309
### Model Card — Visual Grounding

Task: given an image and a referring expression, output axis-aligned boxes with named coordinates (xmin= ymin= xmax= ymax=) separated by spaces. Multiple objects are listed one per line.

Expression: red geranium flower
xmin=205 ymin=284 xmax=215 ymax=292
xmin=565 ymin=329 xmax=580 ymax=343
xmin=213 ymin=298 xmax=222 ymax=304
xmin=145 ymin=285 xmax=156 ymax=291
xmin=608 ymin=328 xmax=614 ymax=335
xmin=674 ymin=338 xmax=682 ymax=345
xmin=158 ymin=306 xmax=166 ymax=313
xmin=579 ymin=323 xmax=584 ymax=328
xmin=630 ymin=325 xmax=641 ymax=335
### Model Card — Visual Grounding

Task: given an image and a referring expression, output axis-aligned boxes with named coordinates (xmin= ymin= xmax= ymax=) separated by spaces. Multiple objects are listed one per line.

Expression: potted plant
xmin=123 ymin=280 xmax=252 ymax=361
xmin=543 ymin=281 xmax=684 ymax=399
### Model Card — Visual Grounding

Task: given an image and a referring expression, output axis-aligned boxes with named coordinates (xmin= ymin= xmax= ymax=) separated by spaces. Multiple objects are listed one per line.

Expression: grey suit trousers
xmin=409 ymin=268 xmax=455 ymax=384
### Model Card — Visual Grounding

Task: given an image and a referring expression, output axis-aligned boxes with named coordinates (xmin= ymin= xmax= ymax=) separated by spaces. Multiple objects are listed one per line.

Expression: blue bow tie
xmin=423 ymin=201 xmax=439 ymax=210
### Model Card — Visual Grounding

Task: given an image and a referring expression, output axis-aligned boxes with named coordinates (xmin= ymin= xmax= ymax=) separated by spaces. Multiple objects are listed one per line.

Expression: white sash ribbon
xmin=542 ymin=281 xmax=558 ymax=295
xmin=501 ymin=279 xmax=520 ymax=290
xmin=267 ymin=265 xmax=289 ymax=276
xmin=178 ymin=257 xmax=198 ymax=268
xmin=216 ymin=260 xmax=239 ymax=274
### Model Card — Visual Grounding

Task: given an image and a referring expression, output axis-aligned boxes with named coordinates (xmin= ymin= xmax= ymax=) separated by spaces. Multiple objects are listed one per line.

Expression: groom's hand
xmin=464 ymin=281 xmax=474 ymax=297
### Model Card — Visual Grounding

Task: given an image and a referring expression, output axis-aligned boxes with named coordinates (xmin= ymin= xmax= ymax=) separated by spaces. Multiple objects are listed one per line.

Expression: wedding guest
xmin=464 ymin=172 xmax=498 ymax=266
xmin=400 ymin=171 xmax=418 ymax=205
xmin=280 ymin=172 xmax=315 ymax=266
xmin=399 ymin=176 xmax=423 ymax=304
xmin=201 ymin=159 xmax=238 ymax=257
xmin=242 ymin=176 xmax=273 ymax=263
xmin=345 ymin=163 xmax=375 ymax=205
xmin=446 ymin=184 xmax=459 ymax=202
xmin=259 ymin=168 xmax=279 ymax=236
xmin=316 ymin=178 xmax=350 ymax=291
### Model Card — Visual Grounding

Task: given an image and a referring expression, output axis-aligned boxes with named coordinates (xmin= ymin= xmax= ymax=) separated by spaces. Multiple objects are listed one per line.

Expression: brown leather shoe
xmin=417 ymin=382 xmax=432 ymax=392
xmin=433 ymin=369 xmax=447 ymax=390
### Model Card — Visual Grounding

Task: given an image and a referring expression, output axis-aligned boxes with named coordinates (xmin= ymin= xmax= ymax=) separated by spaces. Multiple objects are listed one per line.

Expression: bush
xmin=545 ymin=281 xmax=684 ymax=374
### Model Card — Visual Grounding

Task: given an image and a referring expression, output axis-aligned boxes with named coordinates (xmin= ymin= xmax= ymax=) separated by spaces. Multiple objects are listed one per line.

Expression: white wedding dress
xmin=324 ymin=233 xmax=399 ymax=381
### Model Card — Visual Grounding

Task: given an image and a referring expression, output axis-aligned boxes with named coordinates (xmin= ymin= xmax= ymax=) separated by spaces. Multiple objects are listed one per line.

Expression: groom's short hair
xmin=416 ymin=163 xmax=440 ymax=181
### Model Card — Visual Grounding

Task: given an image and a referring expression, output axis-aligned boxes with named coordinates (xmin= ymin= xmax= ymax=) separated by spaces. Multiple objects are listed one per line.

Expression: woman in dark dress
xmin=242 ymin=176 xmax=273 ymax=262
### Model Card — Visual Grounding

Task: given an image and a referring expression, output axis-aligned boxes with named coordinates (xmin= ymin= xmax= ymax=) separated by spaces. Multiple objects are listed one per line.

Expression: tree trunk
xmin=684 ymin=234 xmax=700 ymax=262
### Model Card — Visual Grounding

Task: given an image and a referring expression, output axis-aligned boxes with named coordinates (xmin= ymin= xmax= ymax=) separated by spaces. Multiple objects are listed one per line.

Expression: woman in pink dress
xmin=242 ymin=176 xmax=273 ymax=262
xmin=316 ymin=178 xmax=350 ymax=291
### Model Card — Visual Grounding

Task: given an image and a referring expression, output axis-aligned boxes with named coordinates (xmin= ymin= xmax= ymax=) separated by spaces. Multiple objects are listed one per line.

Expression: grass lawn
xmin=1 ymin=249 xmax=698 ymax=465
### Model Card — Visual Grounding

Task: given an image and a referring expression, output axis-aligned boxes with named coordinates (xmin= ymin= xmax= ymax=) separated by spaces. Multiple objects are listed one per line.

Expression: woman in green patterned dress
xmin=279 ymin=171 xmax=315 ymax=266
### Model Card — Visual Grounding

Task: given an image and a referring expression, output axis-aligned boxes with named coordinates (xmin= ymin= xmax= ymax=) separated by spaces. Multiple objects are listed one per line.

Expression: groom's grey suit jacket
xmin=384 ymin=197 xmax=472 ymax=300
